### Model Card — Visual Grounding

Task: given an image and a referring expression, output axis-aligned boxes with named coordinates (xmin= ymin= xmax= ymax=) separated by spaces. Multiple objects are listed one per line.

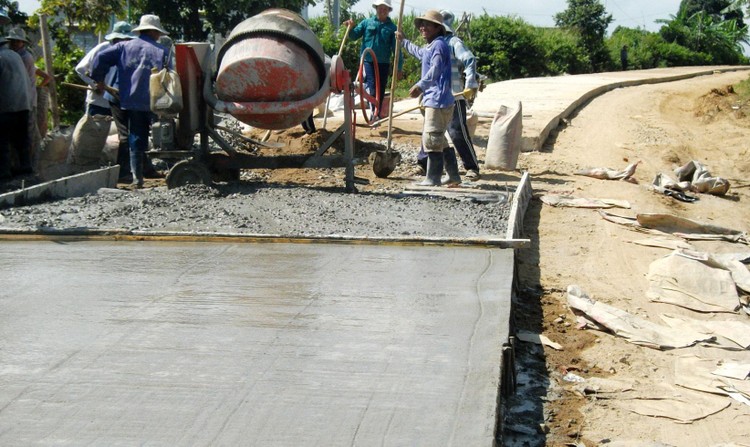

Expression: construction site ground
xmin=1 ymin=66 xmax=750 ymax=446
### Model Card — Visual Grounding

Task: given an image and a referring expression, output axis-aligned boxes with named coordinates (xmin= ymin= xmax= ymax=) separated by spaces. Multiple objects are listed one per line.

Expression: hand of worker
xmin=395 ymin=30 xmax=404 ymax=41
xmin=464 ymin=88 xmax=477 ymax=101
xmin=409 ymin=85 xmax=422 ymax=98
xmin=397 ymin=70 xmax=404 ymax=81
xmin=94 ymin=81 xmax=105 ymax=96
xmin=343 ymin=19 xmax=355 ymax=29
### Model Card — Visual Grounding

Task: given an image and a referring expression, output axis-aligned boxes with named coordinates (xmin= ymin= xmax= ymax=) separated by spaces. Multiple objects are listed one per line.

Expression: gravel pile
xmin=0 ymin=183 xmax=512 ymax=239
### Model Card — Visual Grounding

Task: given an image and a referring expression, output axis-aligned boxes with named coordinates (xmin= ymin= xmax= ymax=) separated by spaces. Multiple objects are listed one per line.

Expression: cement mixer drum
xmin=215 ymin=9 xmax=328 ymax=129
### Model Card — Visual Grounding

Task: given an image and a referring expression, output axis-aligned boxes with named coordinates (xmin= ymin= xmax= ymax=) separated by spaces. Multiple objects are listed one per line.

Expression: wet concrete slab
xmin=0 ymin=240 xmax=513 ymax=446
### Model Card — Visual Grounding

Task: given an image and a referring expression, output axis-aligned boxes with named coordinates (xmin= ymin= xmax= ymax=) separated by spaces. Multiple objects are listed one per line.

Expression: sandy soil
xmin=512 ymin=70 xmax=750 ymax=446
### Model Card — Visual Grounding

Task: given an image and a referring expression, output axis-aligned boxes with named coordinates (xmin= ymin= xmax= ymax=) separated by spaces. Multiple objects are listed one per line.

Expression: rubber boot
xmin=417 ymin=151 xmax=443 ymax=186
xmin=441 ymin=147 xmax=462 ymax=185
xmin=416 ymin=147 xmax=427 ymax=174
xmin=130 ymin=150 xmax=144 ymax=188
xmin=116 ymin=143 xmax=130 ymax=180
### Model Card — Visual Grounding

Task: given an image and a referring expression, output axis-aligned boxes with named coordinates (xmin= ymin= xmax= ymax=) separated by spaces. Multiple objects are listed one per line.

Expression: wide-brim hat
xmin=414 ymin=10 xmax=445 ymax=31
xmin=440 ymin=10 xmax=455 ymax=34
xmin=131 ymin=14 xmax=169 ymax=35
xmin=105 ymin=21 xmax=134 ymax=41
xmin=372 ymin=0 xmax=392 ymax=10
xmin=5 ymin=27 xmax=30 ymax=44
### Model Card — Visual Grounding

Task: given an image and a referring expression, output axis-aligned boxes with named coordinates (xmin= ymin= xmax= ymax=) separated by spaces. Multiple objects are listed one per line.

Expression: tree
xmin=554 ymin=0 xmax=613 ymax=71
xmin=38 ymin=0 xmax=125 ymax=35
xmin=132 ymin=0 xmax=316 ymax=41
xmin=682 ymin=0 xmax=745 ymax=27
xmin=658 ymin=2 xmax=748 ymax=64
xmin=0 ymin=0 xmax=28 ymax=24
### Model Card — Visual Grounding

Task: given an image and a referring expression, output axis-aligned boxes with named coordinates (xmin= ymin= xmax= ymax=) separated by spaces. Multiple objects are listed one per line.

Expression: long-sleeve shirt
xmin=445 ymin=34 xmax=479 ymax=96
xmin=91 ymin=34 xmax=168 ymax=111
xmin=0 ymin=45 xmax=31 ymax=113
xmin=348 ymin=16 xmax=403 ymax=71
xmin=76 ymin=41 xmax=114 ymax=108
xmin=401 ymin=36 xmax=453 ymax=109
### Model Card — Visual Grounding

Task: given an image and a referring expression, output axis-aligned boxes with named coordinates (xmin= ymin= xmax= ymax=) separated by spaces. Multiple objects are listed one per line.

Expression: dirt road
xmin=512 ymin=70 xmax=750 ymax=446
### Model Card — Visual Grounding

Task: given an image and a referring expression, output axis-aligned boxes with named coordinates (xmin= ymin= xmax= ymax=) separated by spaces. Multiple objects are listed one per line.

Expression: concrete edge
xmin=0 ymin=166 xmax=119 ymax=209
xmin=506 ymin=171 xmax=532 ymax=241
xmin=531 ymin=66 xmax=750 ymax=151
xmin=0 ymin=227 xmax=530 ymax=248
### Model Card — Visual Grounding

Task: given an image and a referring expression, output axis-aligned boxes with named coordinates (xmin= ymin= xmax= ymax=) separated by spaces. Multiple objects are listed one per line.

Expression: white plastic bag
xmin=484 ymin=101 xmax=522 ymax=170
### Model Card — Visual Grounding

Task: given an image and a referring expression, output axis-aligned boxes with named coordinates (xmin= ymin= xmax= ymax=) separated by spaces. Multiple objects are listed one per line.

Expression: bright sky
xmin=15 ymin=0 xmax=682 ymax=33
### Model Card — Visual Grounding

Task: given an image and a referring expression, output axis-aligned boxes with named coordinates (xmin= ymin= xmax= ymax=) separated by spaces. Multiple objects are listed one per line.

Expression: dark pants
xmin=364 ymin=61 xmax=390 ymax=115
xmin=301 ymin=114 xmax=316 ymax=134
xmin=110 ymin=103 xmax=157 ymax=180
xmin=128 ymin=110 xmax=153 ymax=183
xmin=417 ymin=98 xmax=479 ymax=172
xmin=87 ymin=104 xmax=112 ymax=116
xmin=0 ymin=110 xmax=31 ymax=178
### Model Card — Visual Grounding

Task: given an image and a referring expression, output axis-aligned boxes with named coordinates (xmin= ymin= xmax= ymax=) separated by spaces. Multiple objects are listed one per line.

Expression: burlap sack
xmin=68 ymin=114 xmax=111 ymax=167
xmin=484 ymin=101 xmax=523 ymax=170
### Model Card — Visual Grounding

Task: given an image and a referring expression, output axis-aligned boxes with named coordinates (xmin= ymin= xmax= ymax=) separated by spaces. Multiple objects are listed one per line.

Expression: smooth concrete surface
xmin=0 ymin=165 xmax=119 ymax=208
xmin=0 ymin=240 xmax=513 ymax=446
xmin=391 ymin=65 xmax=750 ymax=151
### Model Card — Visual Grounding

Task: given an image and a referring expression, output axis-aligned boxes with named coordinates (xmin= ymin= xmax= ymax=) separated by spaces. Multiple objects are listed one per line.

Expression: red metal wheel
xmin=355 ymin=48 xmax=381 ymax=125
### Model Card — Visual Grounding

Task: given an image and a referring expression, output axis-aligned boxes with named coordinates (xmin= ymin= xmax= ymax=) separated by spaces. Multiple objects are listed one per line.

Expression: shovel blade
xmin=372 ymin=150 xmax=401 ymax=178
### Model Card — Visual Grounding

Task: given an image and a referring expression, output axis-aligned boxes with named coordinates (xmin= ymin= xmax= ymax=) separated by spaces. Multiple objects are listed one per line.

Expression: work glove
xmin=463 ymin=88 xmax=477 ymax=101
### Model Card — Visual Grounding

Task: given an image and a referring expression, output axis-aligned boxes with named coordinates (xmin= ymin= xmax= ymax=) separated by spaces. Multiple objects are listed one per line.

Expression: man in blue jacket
xmin=396 ymin=9 xmax=459 ymax=186
xmin=344 ymin=0 xmax=403 ymax=119
xmin=91 ymin=14 xmax=169 ymax=188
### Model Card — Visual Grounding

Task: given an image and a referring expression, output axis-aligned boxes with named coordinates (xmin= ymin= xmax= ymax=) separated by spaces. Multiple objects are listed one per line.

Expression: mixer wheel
xmin=166 ymin=160 xmax=213 ymax=189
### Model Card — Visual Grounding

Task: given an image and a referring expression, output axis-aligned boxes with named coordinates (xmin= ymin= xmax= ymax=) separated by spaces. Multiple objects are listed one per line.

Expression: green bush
xmin=50 ymin=27 xmax=86 ymax=126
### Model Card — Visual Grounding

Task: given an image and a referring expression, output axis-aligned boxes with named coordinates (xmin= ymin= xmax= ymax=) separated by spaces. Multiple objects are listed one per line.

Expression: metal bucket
xmin=214 ymin=9 xmax=328 ymax=129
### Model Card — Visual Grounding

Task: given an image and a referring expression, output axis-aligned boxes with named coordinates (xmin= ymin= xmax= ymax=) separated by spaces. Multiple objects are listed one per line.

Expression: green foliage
xmin=658 ymin=5 xmax=749 ymax=64
xmin=554 ymin=0 xmax=613 ymax=70
xmin=469 ymin=14 xmax=592 ymax=81
xmin=0 ymin=0 xmax=28 ymax=25
xmin=131 ymin=0 xmax=316 ymax=40
xmin=49 ymin=28 xmax=86 ymax=125
xmin=39 ymin=0 xmax=123 ymax=35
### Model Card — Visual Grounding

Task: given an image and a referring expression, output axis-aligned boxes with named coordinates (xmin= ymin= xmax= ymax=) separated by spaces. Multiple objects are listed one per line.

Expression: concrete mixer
xmin=151 ymin=9 xmax=359 ymax=192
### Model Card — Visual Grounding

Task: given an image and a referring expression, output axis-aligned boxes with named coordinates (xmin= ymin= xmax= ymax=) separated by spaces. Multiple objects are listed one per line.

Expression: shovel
xmin=321 ymin=22 xmax=353 ymax=130
xmin=372 ymin=0 xmax=406 ymax=178
xmin=368 ymin=89 xmax=473 ymax=128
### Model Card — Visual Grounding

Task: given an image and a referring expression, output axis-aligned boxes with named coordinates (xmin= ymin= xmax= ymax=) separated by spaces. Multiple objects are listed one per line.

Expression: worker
xmin=5 ymin=27 xmax=53 ymax=168
xmin=395 ymin=9 xmax=458 ymax=186
xmin=76 ymin=21 xmax=138 ymax=180
xmin=416 ymin=10 xmax=481 ymax=180
xmin=76 ymin=21 xmax=134 ymax=117
xmin=0 ymin=34 xmax=32 ymax=179
xmin=343 ymin=0 xmax=403 ymax=119
xmin=91 ymin=14 xmax=171 ymax=188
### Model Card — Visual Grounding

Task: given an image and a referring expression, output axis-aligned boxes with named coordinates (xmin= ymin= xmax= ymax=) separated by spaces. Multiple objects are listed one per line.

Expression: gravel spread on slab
xmin=0 ymin=183 xmax=512 ymax=239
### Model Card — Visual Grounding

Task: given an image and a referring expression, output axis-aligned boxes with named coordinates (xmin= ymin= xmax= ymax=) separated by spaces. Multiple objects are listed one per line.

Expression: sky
xmin=14 ymin=0 xmax=683 ymax=33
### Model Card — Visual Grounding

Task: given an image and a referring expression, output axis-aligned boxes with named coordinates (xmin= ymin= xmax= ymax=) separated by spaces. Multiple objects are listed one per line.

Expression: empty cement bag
xmin=485 ymin=101 xmax=522 ymax=170
xmin=150 ymin=67 xmax=183 ymax=115
xmin=68 ymin=114 xmax=111 ymax=167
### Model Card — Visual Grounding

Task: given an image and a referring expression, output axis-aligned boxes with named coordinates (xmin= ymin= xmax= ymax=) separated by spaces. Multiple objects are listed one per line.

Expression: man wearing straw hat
xmin=91 ymin=14 xmax=170 ymax=188
xmin=0 ymin=32 xmax=32 ymax=179
xmin=76 ymin=21 xmax=138 ymax=180
xmin=396 ymin=9 xmax=460 ymax=186
xmin=5 ymin=27 xmax=53 ymax=172
xmin=344 ymin=0 xmax=403 ymax=118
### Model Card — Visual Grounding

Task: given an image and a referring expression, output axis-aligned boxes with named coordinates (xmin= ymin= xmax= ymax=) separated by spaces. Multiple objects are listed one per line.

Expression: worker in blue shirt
xmin=396 ymin=9 xmax=459 ymax=186
xmin=91 ymin=14 xmax=170 ymax=188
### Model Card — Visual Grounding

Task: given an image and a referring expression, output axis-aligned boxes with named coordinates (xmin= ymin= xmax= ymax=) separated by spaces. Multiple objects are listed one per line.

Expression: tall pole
xmin=39 ymin=13 xmax=59 ymax=129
